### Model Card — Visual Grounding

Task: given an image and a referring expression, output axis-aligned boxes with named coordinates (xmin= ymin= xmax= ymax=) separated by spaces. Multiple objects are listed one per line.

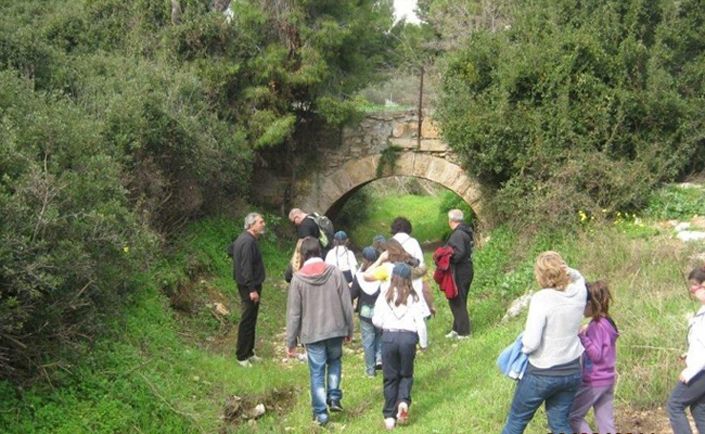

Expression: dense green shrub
xmin=0 ymin=71 xmax=156 ymax=380
xmin=438 ymin=0 xmax=705 ymax=228
xmin=0 ymin=0 xmax=397 ymax=382
xmin=335 ymin=187 xmax=373 ymax=236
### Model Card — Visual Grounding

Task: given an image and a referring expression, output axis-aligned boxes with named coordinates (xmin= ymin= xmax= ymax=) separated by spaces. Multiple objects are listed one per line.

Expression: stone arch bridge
xmin=257 ymin=111 xmax=483 ymax=222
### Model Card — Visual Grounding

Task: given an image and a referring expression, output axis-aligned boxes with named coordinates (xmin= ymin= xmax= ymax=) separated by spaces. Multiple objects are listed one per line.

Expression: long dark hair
xmin=384 ymin=239 xmax=418 ymax=266
xmin=386 ymin=274 xmax=419 ymax=307
xmin=587 ymin=280 xmax=613 ymax=321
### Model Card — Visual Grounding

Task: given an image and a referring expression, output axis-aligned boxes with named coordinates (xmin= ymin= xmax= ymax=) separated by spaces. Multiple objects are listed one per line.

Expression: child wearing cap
xmin=350 ymin=246 xmax=383 ymax=377
xmin=324 ymin=231 xmax=358 ymax=285
xmin=371 ymin=262 xmax=428 ymax=430
xmin=667 ymin=266 xmax=705 ymax=434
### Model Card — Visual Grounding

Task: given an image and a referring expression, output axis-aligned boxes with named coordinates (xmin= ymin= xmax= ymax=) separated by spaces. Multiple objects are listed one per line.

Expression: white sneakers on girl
xmin=384 ymin=417 xmax=396 ymax=430
xmin=396 ymin=402 xmax=409 ymax=424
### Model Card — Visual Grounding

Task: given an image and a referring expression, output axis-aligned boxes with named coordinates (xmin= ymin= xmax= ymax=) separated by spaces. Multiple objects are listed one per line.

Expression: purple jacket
xmin=579 ymin=317 xmax=618 ymax=387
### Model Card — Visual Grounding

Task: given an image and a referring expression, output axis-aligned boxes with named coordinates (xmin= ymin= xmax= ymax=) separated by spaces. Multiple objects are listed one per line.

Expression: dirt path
xmin=617 ymin=405 xmax=671 ymax=433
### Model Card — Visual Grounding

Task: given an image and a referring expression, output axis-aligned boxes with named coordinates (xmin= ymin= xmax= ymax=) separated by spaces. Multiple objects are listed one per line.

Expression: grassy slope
xmin=341 ymin=194 xmax=451 ymax=247
xmin=1 ymin=191 xmax=704 ymax=433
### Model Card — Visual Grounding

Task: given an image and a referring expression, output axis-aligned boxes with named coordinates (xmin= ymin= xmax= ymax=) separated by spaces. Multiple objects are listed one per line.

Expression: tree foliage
xmin=0 ymin=0 xmax=395 ymax=382
xmin=437 ymin=0 xmax=705 ymax=227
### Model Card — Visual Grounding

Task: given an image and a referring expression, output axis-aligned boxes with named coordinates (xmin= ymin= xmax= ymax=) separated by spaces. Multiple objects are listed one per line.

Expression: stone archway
xmin=254 ymin=111 xmax=485 ymax=222
xmin=296 ymin=152 xmax=483 ymax=221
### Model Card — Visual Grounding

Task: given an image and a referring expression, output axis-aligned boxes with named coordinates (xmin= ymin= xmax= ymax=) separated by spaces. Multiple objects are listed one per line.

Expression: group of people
xmin=227 ymin=209 xmax=705 ymax=434
xmin=500 ymin=253 xmax=705 ymax=434
xmin=282 ymin=209 xmax=474 ymax=428
xmin=228 ymin=208 xmax=473 ymax=428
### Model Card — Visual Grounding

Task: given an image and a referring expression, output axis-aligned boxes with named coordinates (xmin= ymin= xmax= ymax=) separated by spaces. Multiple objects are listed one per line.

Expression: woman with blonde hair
xmin=501 ymin=251 xmax=587 ymax=434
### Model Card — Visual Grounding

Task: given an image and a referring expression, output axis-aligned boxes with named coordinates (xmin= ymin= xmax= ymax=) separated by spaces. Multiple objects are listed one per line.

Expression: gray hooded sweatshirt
xmin=286 ymin=258 xmax=354 ymax=348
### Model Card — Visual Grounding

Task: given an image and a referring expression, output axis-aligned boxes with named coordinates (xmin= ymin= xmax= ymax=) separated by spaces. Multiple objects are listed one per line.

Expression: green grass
xmin=645 ymin=183 xmax=705 ymax=220
xmin=339 ymin=193 xmax=451 ymax=248
xmin=2 ymin=185 xmax=705 ymax=433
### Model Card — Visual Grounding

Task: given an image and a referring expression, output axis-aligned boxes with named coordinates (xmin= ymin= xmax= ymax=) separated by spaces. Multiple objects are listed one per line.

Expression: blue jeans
xmin=502 ymin=371 xmax=582 ymax=434
xmin=667 ymin=370 xmax=705 ymax=434
xmin=306 ymin=337 xmax=344 ymax=422
xmin=360 ymin=320 xmax=382 ymax=375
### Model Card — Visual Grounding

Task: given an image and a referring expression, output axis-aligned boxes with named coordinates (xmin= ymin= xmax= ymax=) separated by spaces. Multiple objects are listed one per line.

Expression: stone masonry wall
xmin=254 ymin=110 xmax=472 ymax=213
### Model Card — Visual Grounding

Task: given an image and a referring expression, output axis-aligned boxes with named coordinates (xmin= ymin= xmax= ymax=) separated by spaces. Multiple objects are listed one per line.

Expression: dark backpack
xmin=307 ymin=212 xmax=335 ymax=248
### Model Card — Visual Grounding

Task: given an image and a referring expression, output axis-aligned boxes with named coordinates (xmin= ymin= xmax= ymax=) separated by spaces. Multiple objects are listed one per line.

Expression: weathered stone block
xmin=411 ymin=153 xmax=432 ymax=177
xmin=395 ymin=153 xmax=416 ymax=176
xmin=389 ymin=138 xmax=417 ymax=149
xmin=421 ymin=118 xmax=440 ymax=138
xmin=392 ymin=122 xmax=407 ymax=138
xmin=418 ymin=139 xmax=448 ymax=152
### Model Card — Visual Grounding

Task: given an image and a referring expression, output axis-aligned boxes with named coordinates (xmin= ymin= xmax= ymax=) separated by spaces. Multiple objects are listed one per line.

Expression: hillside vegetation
xmin=0 ymin=0 xmax=397 ymax=380
xmin=437 ymin=0 xmax=705 ymax=227
xmin=2 ymin=0 xmax=705 ymax=431
xmin=1 ymin=186 xmax=703 ymax=432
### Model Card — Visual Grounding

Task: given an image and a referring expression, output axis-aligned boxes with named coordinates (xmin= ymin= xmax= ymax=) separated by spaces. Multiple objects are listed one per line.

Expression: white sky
xmin=393 ymin=0 xmax=420 ymax=24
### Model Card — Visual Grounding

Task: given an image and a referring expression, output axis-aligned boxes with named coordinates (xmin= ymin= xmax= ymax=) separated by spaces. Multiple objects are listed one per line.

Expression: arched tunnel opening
xmin=322 ymin=176 xmax=477 ymax=251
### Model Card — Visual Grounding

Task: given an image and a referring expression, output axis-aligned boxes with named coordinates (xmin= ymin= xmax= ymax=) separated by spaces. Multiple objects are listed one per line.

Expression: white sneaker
xmin=384 ymin=417 xmax=396 ymax=430
xmin=457 ymin=334 xmax=470 ymax=340
xmin=237 ymin=359 xmax=252 ymax=368
xmin=445 ymin=330 xmax=458 ymax=339
xmin=396 ymin=402 xmax=409 ymax=424
xmin=249 ymin=354 xmax=263 ymax=363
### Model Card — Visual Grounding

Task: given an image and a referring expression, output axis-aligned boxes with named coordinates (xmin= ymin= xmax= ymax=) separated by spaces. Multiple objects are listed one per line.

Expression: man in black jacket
xmin=445 ymin=209 xmax=474 ymax=339
xmin=285 ymin=208 xmax=323 ymax=283
xmin=288 ymin=208 xmax=320 ymax=240
xmin=228 ymin=212 xmax=266 ymax=367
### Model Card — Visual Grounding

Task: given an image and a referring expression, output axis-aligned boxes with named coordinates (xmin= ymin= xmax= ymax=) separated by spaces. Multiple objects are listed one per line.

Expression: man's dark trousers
xmin=449 ymin=265 xmax=473 ymax=336
xmin=236 ymin=285 xmax=260 ymax=361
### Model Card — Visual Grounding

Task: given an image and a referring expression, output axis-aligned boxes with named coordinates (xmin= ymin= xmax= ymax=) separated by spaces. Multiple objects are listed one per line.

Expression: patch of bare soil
xmin=691 ymin=216 xmax=705 ymax=231
xmin=170 ymin=278 xmax=238 ymax=354
xmin=219 ymin=386 xmax=297 ymax=432
xmin=616 ymin=405 xmax=671 ymax=434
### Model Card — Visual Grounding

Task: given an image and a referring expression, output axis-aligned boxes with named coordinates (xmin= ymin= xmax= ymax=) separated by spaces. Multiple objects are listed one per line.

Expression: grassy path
xmin=2 ymin=188 xmax=704 ymax=432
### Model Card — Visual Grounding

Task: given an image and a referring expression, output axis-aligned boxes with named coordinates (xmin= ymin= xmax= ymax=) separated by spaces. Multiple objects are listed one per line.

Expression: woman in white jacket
xmin=501 ymin=251 xmax=586 ymax=434
xmin=372 ymin=262 xmax=428 ymax=430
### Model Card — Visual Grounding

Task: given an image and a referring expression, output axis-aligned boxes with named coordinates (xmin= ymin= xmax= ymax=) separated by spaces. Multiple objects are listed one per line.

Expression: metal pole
xmin=416 ymin=65 xmax=424 ymax=150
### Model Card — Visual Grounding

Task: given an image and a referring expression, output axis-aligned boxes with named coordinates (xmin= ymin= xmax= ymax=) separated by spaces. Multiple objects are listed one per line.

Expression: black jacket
xmin=228 ymin=231 xmax=265 ymax=294
xmin=447 ymin=223 xmax=474 ymax=291
xmin=297 ymin=215 xmax=320 ymax=239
